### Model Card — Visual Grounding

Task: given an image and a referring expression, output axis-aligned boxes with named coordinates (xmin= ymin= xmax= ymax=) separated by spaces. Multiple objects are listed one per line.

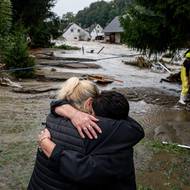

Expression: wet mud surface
xmin=0 ymin=42 xmax=190 ymax=189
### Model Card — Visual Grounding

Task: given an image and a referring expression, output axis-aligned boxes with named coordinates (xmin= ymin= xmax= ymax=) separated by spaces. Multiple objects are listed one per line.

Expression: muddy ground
xmin=0 ymin=41 xmax=190 ymax=190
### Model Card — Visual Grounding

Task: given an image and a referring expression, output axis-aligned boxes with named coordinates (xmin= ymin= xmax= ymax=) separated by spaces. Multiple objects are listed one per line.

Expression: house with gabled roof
xmin=103 ymin=16 xmax=124 ymax=43
xmin=89 ymin=24 xmax=104 ymax=41
xmin=63 ymin=23 xmax=90 ymax=41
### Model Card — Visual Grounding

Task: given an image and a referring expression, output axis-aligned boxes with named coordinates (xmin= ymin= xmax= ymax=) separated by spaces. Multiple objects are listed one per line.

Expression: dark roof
xmin=103 ymin=16 xmax=124 ymax=33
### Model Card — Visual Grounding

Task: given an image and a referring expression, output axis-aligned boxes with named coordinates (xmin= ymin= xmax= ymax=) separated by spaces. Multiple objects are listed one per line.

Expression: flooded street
xmin=54 ymin=41 xmax=181 ymax=93
xmin=0 ymin=41 xmax=190 ymax=190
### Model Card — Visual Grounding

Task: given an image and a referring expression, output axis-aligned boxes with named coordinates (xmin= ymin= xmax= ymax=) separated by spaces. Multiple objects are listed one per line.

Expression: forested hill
xmin=75 ymin=0 xmax=132 ymax=28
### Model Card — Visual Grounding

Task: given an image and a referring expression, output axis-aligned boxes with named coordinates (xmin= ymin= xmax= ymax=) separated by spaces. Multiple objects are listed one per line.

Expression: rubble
xmin=38 ymin=60 xmax=101 ymax=69
xmin=123 ymin=56 xmax=152 ymax=68
xmin=0 ymin=77 xmax=22 ymax=88
xmin=85 ymin=74 xmax=123 ymax=85
xmin=160 ymin=72 xmax=181 ymax=83
xmin=12 ymin=86 xmax=59 ymax=94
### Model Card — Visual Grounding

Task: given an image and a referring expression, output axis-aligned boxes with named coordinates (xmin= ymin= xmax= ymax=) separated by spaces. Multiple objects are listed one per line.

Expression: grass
xmin=138 ymin=185 xmax=154 ymax=190
xmin=144 ymin=140 xmax=190 ymax=155
xmin=0 ymin=141 xmax=37 ymax=189
xmin=137 ymin=140 xmax=190 ymax=190
xmin=54 ymin=44 xmax=81 ymax=50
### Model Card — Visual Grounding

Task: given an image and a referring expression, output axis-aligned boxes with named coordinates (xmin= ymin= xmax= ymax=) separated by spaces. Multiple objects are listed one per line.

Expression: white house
xmin=90 ymin=24 xmax=104 ymax=41
xmin=63 ymin=23 xmax=90 ymax=41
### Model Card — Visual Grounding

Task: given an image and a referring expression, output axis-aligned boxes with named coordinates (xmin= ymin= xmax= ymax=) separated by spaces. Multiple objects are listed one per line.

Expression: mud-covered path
xmin=0 ymin=41 xmax=190 ymax=190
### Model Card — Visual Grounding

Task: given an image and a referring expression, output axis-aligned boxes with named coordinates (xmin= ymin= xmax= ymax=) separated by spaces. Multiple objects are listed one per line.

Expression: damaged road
xmin=1 ymin=41 xmax=190 ymax=190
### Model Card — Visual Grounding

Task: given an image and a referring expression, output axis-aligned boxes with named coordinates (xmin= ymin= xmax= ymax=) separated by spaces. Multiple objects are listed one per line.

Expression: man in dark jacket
xmin=28 ymin=91 xmax=144 ymax=190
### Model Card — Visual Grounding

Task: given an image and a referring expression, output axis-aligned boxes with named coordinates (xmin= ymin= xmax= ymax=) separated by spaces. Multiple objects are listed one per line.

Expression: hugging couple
xmin=28 ymin=77 xmax=144 ymax=190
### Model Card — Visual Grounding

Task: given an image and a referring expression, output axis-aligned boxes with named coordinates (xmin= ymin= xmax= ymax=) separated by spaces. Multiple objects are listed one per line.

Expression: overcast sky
xmin=52 ymin=0 xmax=111 ymax=17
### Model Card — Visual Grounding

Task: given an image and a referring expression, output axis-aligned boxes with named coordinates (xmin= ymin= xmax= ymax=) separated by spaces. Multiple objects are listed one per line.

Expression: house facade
xmin=63 ymin=23 xmax=90 ymax=41
xmin=103 ymin=16 xmax=124 ymax=43
xmin=90 ymin=24 xmax=104 ymax=41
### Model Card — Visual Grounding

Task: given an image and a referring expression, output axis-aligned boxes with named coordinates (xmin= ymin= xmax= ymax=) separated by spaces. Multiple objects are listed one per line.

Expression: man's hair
xmin=92 ymin=91 xmax=129 ymax=120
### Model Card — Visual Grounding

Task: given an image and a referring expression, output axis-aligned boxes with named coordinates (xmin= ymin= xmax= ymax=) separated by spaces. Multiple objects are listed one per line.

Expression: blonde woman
xmin=28 ymin=77 xmax=144 ymax=190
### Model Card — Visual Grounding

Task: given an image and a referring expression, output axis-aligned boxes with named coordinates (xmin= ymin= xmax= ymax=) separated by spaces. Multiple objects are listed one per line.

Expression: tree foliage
xmin=11 ymin=0 xmax=56 ymax=47
xmin=2 ymin=25 xmax=35 ymax=78
xmin=74 ymin=0 xmax=131 ymax=28
xmin=11 ymin=0 xmax=55 ymax=27
xmin=0 ymin=0 xmax=12 ymax=36
xmin=121 ymin=0 xmax=190 ymax=55
xmin=61 ymin=12 xmax=75 ymax=31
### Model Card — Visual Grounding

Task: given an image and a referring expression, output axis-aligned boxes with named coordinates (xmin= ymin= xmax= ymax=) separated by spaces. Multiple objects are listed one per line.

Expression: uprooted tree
xmin=121 ymin=0 xmax=190 ymax=56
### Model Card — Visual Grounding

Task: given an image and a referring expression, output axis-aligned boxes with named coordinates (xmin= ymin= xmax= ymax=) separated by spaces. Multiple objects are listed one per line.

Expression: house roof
xmin=63 ymin=23 xmax=89 ymax=34
xmin=103 ymin=16 xmax=124 ymax=33
xmin=89 ymin=24 xmax=103 ymax=33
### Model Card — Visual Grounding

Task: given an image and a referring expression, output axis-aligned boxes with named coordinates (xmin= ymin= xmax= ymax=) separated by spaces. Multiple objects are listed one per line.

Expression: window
xmin=78 ymin=29 xmax=80 ymax=33
xmin=71 ymin=29 xmax=74 ymax=32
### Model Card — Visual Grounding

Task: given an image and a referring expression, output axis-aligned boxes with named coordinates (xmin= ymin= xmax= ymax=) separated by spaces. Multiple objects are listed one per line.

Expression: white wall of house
xmin=90 ymin=24 xmax=104 ymax=40
xmin=115 ymin=33 xmax=121 ymax=43
xmin=63 ymin=23 xmax=90 ymax=41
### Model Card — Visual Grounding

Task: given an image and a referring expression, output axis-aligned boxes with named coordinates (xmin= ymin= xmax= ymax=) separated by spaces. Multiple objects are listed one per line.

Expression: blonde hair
xmin=57 ymin=77 xmax=99 ymax=111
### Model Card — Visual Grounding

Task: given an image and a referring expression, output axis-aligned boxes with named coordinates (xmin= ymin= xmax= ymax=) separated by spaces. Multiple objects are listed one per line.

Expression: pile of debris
xmin=84 ymin=74 xmax=123 ymax=85
xmin=160 ymin=72 xmax=181 ymax=83
xmin=0 ymin=77 xmax=22 ymax=88
xmin=122 ymin=56 xmax=152 ymax=68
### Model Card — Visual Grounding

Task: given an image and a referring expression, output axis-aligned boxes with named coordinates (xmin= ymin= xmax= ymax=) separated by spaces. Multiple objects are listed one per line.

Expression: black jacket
xmin=28 ymin=103 xmax=144 ymax=190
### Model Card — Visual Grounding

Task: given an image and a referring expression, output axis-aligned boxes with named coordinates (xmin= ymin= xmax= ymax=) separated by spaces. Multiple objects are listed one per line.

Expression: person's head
xmin=57 ymin=77 xmax=99 ymax=113
xmin=92 ymin=91 xmax=129 ymax=120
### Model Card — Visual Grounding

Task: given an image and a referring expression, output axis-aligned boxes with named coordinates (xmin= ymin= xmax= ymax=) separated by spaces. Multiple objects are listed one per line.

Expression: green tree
xmin=0 ymin=0 xmax=12 ymax=36
xmin=121 ymin=0 xmax=190 ymax=55
xmin=61 ymin=12 xmax=75 ymax=31
xmin=74 ymin=0 xmax=131 ymax=28
xmin=11 ymin=0 xmax=56 ymax=47
xmin=2 ymin=25 xmax=35 ymax=78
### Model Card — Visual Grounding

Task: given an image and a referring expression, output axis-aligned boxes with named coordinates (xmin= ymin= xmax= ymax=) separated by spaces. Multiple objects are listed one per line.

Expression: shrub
xmin=2 ymin=26 xmax=35 ymax=78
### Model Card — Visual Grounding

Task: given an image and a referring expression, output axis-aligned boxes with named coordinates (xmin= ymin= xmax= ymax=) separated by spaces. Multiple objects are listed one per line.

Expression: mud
xmin=1 ymin=41 xmax=190 ymax=190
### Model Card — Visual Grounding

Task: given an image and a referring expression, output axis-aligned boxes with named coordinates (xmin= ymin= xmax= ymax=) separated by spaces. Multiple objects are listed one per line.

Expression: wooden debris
xmin=97 ymin=47 xmax=105 ymax=54
xmin=36 ymin=70 xmax=83 ymax=82
xmin=0 ymin=63 xmax=5 ymax=70
xmin=136 ymin=57 xmax=151 ymax=68
xmin=162 ymin=141 xmax=190 ymax=150
xmin=0 ymin=77 xmax=22 ymax=88
xmin=38 ymin=61 xmax=101 ymax=69
xmin=86 ymin=74 xmax=123 ymax=85
xmin=39 ymin=55 xmax=96 ymax=62
xmin=12 ymin=86 xmax=58 ymax=94
xmin=160 ymin=72 xmax=181 ymax=83
xmin=122 ymin=56 xmax=151 ymax=68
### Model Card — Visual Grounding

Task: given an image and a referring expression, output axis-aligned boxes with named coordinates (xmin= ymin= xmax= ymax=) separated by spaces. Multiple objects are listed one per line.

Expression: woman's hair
xmin=57 ymin=77 xmax=99 ymax=111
